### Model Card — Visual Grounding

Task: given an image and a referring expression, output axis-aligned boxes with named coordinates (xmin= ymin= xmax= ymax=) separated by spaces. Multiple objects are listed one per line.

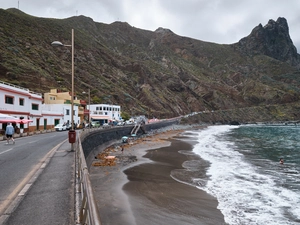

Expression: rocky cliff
xmin=0 ymin=8 xmax=300 ymax=122
xmin=235 ymin=17 xmax=300 ymax=67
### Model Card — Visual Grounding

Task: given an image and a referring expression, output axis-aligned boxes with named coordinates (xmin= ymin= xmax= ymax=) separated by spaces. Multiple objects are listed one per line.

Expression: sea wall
xmin=81 ymin=119 xmax=180 ymax=168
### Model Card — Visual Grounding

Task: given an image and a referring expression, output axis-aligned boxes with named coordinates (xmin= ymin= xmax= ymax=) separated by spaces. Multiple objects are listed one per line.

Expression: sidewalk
xmin=3 ymin=140 xmax=75 ymax=225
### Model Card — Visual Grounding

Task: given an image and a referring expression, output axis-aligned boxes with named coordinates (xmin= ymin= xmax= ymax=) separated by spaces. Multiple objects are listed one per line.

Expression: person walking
xmin=5 ymin=122 xmax=15 ymax=144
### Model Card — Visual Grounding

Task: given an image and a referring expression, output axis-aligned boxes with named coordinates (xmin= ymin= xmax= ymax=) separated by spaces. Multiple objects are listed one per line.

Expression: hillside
xmin=1 ymin=8 xmax=300 ymax=121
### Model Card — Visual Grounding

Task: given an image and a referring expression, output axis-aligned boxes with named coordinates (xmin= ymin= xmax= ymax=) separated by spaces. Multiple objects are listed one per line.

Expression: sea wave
xmin=189 ymin=125 xmax=300 ymax=225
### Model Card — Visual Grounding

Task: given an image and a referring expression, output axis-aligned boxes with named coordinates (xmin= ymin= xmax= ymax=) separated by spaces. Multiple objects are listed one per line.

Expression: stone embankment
xmin=81 ymin=118 xmax=181 ymax=168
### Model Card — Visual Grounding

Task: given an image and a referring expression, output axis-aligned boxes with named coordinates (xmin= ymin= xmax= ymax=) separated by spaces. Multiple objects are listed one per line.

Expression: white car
xmin=91 ymin=121 xmax=100 ymax=128
xmin=125 ymin=120 xmax=134 ymax=125
xmin=54 ymin=123 xmax=67 ymax=131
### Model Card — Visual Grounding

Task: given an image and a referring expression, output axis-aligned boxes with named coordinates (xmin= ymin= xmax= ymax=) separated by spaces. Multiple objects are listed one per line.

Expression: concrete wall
xmin=81 ymin=118 xmax=180 ymax=168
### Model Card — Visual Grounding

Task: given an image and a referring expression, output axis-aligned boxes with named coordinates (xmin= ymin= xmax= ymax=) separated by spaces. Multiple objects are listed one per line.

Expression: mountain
xmin=1 ymin=8 xmax=300 ymax=122
xmin=234 ymin=17 xmax=300 ymax=67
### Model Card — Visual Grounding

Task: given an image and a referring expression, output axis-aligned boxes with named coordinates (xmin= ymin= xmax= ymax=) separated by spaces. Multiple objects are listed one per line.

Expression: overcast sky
xmin=1 ymin=0 xmax=300 ymax=51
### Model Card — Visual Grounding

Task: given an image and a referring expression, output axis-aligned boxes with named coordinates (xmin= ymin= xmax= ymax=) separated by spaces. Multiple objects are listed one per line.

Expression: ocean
xmin=182 ymin=125 xmax=300 ymax=225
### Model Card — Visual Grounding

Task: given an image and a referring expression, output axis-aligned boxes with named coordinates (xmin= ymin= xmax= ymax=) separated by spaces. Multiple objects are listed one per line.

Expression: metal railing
xmin=76 ymin=131 xmax=102 ymax=225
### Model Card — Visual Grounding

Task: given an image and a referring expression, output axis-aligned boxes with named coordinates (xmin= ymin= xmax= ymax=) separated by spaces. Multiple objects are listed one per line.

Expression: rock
xmin=235 ymin=17 xmax=300 ymax=67
xmin=229 ymin=121 xmax=240 ymax=125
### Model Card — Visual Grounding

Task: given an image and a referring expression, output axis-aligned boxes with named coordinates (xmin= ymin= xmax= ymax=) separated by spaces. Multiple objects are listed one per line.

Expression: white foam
xmin=191 ymin=125 xmax=300 ymax=225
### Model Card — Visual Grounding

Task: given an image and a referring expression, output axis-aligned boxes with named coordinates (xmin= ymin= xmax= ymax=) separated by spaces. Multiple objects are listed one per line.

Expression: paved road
xmin=0 ymin=131 xmax=75 ymax=225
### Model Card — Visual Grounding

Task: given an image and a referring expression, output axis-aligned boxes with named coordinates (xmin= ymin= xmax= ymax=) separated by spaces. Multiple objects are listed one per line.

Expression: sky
xmin=1 ymin=0 xmax=300 ymax=52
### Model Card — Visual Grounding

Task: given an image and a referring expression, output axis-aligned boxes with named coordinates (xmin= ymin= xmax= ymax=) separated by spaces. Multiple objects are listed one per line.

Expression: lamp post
xmin=82 ymin=88 xmax=91 ymax=129
xmin=51 ymin=29 xmax=76 ymax=150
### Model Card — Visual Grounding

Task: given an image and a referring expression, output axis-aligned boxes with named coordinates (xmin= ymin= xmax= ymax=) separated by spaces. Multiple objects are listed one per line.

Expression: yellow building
xmin=44 ymin=89 xmax=85 ymax=124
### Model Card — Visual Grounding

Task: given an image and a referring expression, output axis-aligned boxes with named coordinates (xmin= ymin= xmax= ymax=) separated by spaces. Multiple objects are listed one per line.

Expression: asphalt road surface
xmin=0 ymin=131 xmax=75 ymax=225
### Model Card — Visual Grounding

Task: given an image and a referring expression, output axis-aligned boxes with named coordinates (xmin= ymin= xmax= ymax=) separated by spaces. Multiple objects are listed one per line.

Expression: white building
xmin=89 ymin=104 xmax=121 ymax=124
xmin=0 ymin=81 xmax=121 ymax=131
xmin=42 ymin=103 xmax=79 ymax=126
xmin=0 ymin=81 xmax=44 ymax=132
xmin=0 ymin=81 xmax=77 ymax=132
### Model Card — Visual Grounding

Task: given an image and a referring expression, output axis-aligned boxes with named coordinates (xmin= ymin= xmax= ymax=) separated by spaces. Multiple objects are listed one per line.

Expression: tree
xmin=121 ymin=111 xmax=130 ymax=121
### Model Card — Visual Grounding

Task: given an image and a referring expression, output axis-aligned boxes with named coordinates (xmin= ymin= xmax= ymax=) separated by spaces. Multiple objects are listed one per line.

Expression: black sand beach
xmin=89 ymin=130 xmax=227 ymax=225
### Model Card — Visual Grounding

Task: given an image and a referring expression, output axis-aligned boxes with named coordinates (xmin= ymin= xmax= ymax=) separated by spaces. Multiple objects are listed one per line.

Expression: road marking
xmin=40 ymin=162 xmax=47 ymax=169
xmin=47 ymin=135 xmax=57 ymax=138
xmin=18 ymin=184 xmax=31 ymax=196
xmin=0 ymin=148 xmax=13 ymax=155
xmin=28 ymin=141 xmax=38 ymax=144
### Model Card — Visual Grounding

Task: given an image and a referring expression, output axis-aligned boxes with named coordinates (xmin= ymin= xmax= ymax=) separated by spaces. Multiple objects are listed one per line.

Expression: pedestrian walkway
xmin=3 ymin=140 xmax=75 ymax=225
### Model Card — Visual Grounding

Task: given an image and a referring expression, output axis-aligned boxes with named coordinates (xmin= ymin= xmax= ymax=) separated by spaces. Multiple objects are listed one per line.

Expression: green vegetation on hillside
xmin=1 ymin=8 xmax=300 ymax=122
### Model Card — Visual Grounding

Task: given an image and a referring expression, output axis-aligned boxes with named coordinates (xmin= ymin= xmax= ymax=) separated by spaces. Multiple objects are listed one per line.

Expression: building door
xmin=54 ymin=119 xmax=60 ymax=126
xmin=36 ymin=118 xmax=40 ymax=130
xmin=44 ymin=119 xmax=47 ymax=130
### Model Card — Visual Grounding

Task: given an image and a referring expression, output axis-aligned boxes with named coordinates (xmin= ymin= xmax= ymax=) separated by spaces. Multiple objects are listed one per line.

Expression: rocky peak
xmin=155 ymin=27 xmax=174 ymax=35
xmin=235 ymin=17 xmax=300 ymax=67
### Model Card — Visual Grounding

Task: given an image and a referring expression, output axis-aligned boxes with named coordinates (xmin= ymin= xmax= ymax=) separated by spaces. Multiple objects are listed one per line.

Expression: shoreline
xmin=89 ymin=127 xmax=227 ymax=225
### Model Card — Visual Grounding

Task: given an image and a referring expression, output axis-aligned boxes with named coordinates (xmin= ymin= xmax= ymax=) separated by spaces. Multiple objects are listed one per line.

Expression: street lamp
xmin=82 ymin=88 xmax=91 ymax=129
xmin=51 ymin=29 xmax=76 ymax=150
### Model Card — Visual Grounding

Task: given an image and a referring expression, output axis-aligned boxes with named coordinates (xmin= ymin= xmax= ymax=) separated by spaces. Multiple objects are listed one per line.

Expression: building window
xmin=5 ymin=96 xmax=14 ymax=104
xmin=66 ymin=109 xmax=70 ymax=115
xmin=19 ymin=98 xmax=24 ymax=106
xmin=50 ymin=96 xmax=56 ymax=100
xmin=32 ymin=104 xmax=39 ymax=110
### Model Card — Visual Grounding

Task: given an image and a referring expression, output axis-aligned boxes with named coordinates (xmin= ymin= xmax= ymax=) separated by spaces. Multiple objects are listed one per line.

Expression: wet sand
xmin=89 ymin=129 xmax=227 ymax=225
